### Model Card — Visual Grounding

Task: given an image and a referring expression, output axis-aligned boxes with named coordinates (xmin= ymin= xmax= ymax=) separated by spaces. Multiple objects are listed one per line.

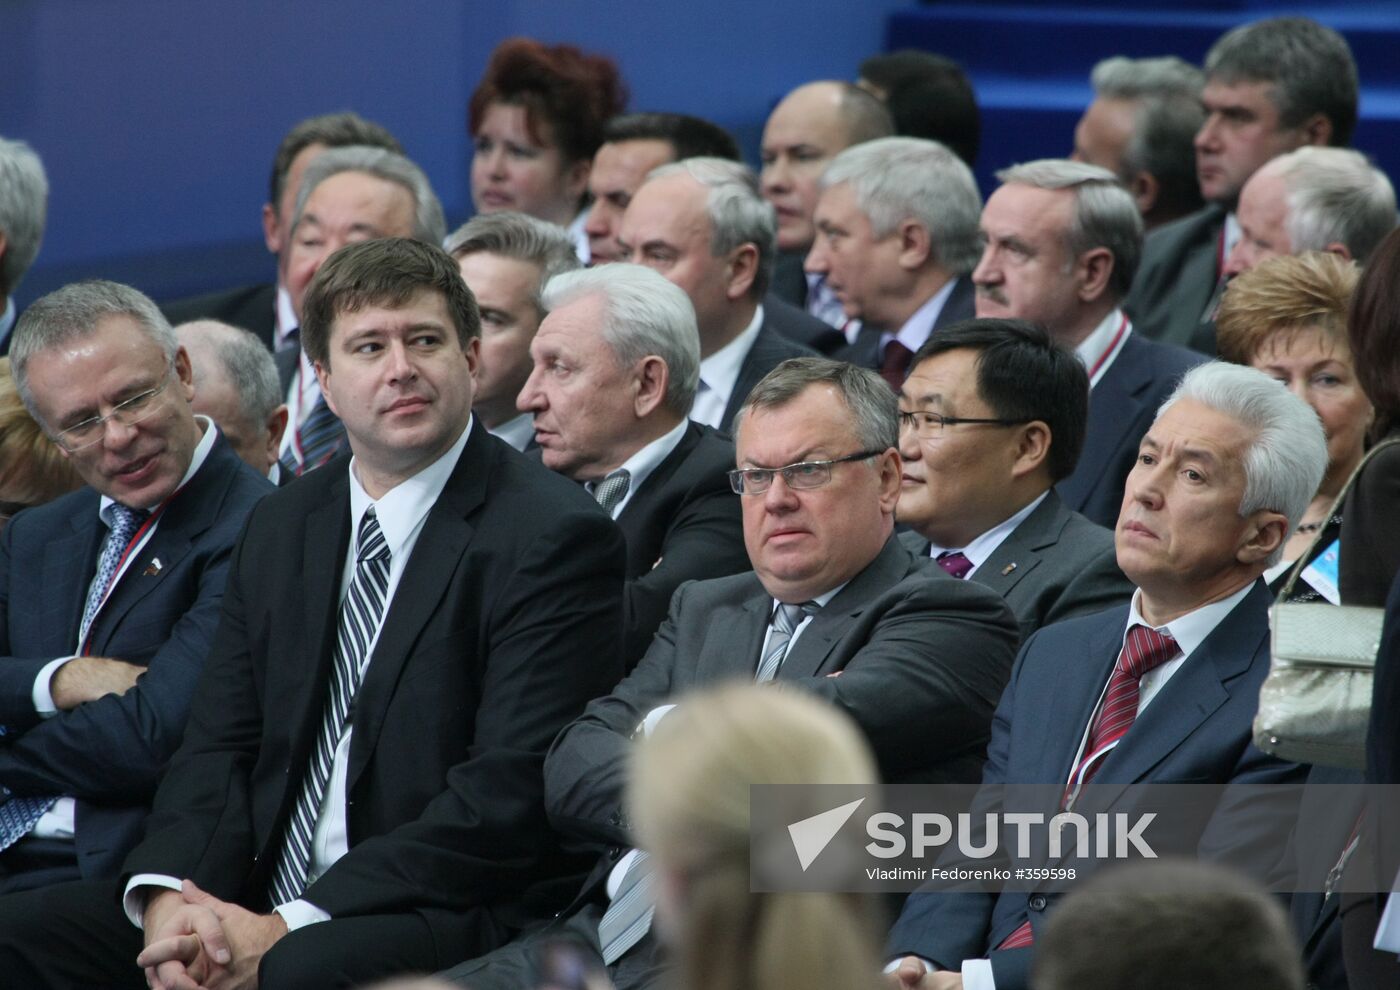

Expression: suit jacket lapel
xmin=289 ymin=472 xmax=350 ymax=747
xmin=1044 ymin=612 xmax=1125 ymax=789
xmin=44 ymin=494 xmax=104 ymax=652
xmin=695 ymin=591 xmax=771 ymax=685
xmin=1061 ymin=334 xmax=1150 ymax=508
xmin=780 ymin=537 xmax=912 ymax=678
xmin=345 ymin=428 xmax=490 ymax=790
xmin=974 ymin=493 xmax=1067 ymax=599
xmin=931 ymin=276 xmax=975 ymax=330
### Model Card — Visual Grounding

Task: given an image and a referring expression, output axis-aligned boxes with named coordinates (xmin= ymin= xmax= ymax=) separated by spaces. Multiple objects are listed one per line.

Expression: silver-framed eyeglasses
xmin=728 ymin=449 xmax=883 ymax=495
xmin=898 ymin=409 xmax=1031 ymax=439
xmin=52 ymin=371 xmax=173 ymax=452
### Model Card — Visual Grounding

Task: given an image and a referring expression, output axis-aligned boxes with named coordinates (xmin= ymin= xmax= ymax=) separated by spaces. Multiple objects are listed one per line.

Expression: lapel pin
xmin=143 ymin=558 xmax=163 ymax=577
xmin=1001 ymin=562 xmax=1018 ymax=576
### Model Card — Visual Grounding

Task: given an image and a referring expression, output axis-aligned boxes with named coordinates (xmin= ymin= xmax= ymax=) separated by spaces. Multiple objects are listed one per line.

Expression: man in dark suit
xmin=0 ymin=239 xmax=627 ymax=989
xmin=273 ymin=146 xmax=446 ymax=479
xmin=518 ymin=263 xmax=748 ymax=669
xmin=0 ymin=281 xmax=271 ymax=892
xmin=887 ymin=360 xmax=1328 ymax=990
xmin=1125 ymin=17 xmax=1358 ymax=348
xmin=443 ymin=356 xmax=1018 ymax=990
xmin=0 ymin=136 xmax=47 ymax=355
xmin=895 ymin=319 xmax=1132 ymax=642
xmin=618 ymin=158 xmax=819 ymax=433
xmin=176 ymin=320 xmax=288 ymax=482
xmin=973 ymin=159 xmax=1204 ymax=530
xmin=806 ymin=137 xmax=980 ymax=390
xmin=162 ymin=112 xmax=404 ymax=353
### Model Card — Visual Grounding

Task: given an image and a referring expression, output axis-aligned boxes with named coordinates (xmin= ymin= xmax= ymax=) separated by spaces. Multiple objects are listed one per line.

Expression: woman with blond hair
xmin=628 ymin=684 xmax=884 ymax=990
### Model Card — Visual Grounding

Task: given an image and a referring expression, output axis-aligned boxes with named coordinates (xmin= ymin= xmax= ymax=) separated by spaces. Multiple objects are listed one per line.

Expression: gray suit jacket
xmin=1124 ymin=205 xmax=1225 ymax=349
xmin=543 ymin=536 xmax=1020 ymax=848
xmin=900 ymin=490 xmax=1133 ymax=644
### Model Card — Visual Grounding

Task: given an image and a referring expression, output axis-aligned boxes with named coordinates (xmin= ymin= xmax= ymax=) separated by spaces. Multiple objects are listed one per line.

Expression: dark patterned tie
xmin=280 ymin=396 xmax=342 ymax=478
xmin=79 ymin=504 xmax=150 ymax=648
xmin=592 ymin=470 xmax=631 ymax=517
xmin=880 ymin=340 xmax=915 ymax=391
xmin=268 ymin=508 xmax=391 ymax=904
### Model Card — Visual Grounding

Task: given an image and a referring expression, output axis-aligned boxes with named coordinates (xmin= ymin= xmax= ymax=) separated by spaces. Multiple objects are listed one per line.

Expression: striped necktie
xmin=755 ymin=601 xmax=820 ymax=682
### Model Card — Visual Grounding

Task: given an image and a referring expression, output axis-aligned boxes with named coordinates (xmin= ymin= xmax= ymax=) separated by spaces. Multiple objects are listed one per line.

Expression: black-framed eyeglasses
xmin=52 ymin=370 xmax=174 ymax=453
xmin=898 ymin=409 xmax=1031 ymax=439
xmin=728 ymin=449 xmax=883 ymax=495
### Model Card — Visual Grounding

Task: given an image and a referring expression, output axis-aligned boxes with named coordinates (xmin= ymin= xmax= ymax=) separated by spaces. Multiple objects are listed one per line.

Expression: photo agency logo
xmin=750 ymin=782 xmax=1347 ymax=895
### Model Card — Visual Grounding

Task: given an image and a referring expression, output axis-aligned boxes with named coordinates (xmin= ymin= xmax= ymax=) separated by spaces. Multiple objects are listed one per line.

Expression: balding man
xmin=805 ymin=137 xmax=981 ymax=387
xmin=619 ymin=158 xmax=816 ymax=431
xmin=974 ymin=160 xmax=1204 ymax=529
xmin=760 ymin=81 xmax=894 ymax=336
xmin=176 ymin=321 xmax=289 ymax=480
xmin=0 ymin=137 xmax=47 ymax=355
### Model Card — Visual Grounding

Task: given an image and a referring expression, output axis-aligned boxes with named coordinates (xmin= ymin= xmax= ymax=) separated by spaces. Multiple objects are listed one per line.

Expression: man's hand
xmin=139 ymin=881 xmax=287 ymax=990
xmin=888 ymin=956 xmax=963 ymax=990
xmin=51 ymin=656 xmax=143 ymax=709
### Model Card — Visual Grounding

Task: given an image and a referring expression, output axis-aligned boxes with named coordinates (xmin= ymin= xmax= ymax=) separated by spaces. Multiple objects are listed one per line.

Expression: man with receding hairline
xmin=176 ymin=320 xmax=288 ymax=480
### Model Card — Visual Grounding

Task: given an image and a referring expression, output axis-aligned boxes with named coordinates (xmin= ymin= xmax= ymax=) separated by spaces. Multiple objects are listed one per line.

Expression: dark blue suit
xmin=1056 ymin=331 xmax=1205 ymax=529
xmin=0 ymin=433 xmax=271 ymax=881
xmin=886 ymin=580 xmax=1305 ymax=990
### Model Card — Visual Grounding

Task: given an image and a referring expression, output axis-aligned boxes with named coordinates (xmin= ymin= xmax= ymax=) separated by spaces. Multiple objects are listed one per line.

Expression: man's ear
xmin=1300 ymin=113 xmax=1333 ymax=147
xmin=725 ymin=243 xmax=760 ymax=301
xmin=1076 ymin=247 xmax=1115 ymax=304
xmin=1010 ymin=421 xmax=1052 ymax=480
xmin=1237 ymin=509 xmax=1288 ymax=565
xmin=265 ymin=405 xmax=290 ymax=466
xmin=1129 ymin=171 xmax=1159 ymax=218
xmin=261 ymin=204 xmax=280 ymax=254
xmin=633 ymin=356 xmax=670 ymax=418
xmin=896 ymin=219 xmax=933 ymax=272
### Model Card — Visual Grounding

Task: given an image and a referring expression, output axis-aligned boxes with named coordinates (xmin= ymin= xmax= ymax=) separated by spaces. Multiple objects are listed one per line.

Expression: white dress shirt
xmin=924 ymin=493 xmax=1048 ymax=578
xmin=584 ymin=418 xmax=688 ymax=520
xmin=878 ymin=278 xmax=958 ymax=366
xmin=957 ymin=579 xmax=1258 ymax=990
xmin=690 ymin=306 xmax=763 ymax=430
xmin=274 ymin=285 xmax=298 ymax=352
xmin=567 ymin=210 xmax=590 ymax=264
xmin=488 ymin=412 xmax=535 ymax=452
xmin=125 ymin=417 xmax=475 ymax=931
xmin=31 ymin=418 xmax=220 ymax=841
xmin=1072 ymin=308 xmax=1131 ymax=389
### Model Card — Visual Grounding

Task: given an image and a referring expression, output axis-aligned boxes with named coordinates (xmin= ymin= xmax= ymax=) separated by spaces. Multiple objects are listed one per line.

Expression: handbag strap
xmin=1277 ymin=437 xmax=1400 ymax=601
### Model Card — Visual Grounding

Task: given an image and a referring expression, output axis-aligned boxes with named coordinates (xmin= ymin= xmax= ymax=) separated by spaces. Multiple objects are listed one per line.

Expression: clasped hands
xmin=139 ymin=881 xmax=288 ymax=990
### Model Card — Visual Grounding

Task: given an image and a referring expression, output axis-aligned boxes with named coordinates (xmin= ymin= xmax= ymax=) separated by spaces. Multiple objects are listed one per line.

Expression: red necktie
xmin=880 ymin=340 xmax=914 ymax=392
xmin=937 ymin=551 xmax=973 ymax=580
xmin=998 ymin=624 xmax=1180 ymax=951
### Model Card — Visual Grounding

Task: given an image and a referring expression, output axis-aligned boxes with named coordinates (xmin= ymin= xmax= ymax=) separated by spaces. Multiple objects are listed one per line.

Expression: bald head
xmin=175 ymin=320 xmax=288 ymax=477
xmin=761 ymin=81 xmax=894 ymax=252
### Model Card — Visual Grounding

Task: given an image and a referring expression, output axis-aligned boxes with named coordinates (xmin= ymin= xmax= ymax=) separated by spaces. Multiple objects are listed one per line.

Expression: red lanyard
xmin=1086 ymin=313 xmax=1130 ymax=381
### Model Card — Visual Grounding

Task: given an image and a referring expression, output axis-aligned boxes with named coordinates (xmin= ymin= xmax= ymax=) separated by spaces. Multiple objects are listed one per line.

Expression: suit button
xmin=1028 ymin=894 xmax=1048 ymax=911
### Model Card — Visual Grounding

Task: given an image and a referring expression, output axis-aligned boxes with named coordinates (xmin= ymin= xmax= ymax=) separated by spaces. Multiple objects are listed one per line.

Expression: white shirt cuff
xmin=123 ymin=875 xmax=183 ymax=928
xmin=272 ymin=899 xmax=331 ymax=930
xmin=32 ymin=656 xmax=75 ymax=717
xmin=962 ymin=957 xmax=996 ymax=990
xmin=883 ymin=956 xmax=937 ymax=975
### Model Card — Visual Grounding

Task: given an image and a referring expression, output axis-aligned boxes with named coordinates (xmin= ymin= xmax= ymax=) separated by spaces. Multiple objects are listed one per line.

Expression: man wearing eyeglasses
xmin=895 ymin=319 xmax=1133 ymax=643
xmin=0 ymin=280 xmax=271 ymax=892
xmin=441 ymin=356 xmax=1019 ymax=990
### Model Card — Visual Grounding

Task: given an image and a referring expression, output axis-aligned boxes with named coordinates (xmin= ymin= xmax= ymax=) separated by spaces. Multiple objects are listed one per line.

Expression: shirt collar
xmin=567 ymin=209 xmax=591 ymax=264
xmin=770 ymin=579 xmax=849 ymax=615
xmin=99 ymin=414 xmax=217 ymax=521
xmin=1222 ymin=212 xmax=1242 ymax=272
xmin=488 ymin=411 xmax=535 ymax=452
xmin=586 ymin=417 xmax=689 ymax=517
xmin=880 ymin=277 xmax=957 ymax=354
xmin=275 ymin=285 xmax=298 ymax=348
xmin=926 ymin=490 xmax=1049 ymax=574
xmin=698 ymin=304 xmax=764 ymax=407
xmin=347 ymin=416 xmax=473 ymax=562
xmin=1072 ymin=308 xmax=1131 ymax=388
xmin=1124 ymin=579 xmax=1256 ymax=661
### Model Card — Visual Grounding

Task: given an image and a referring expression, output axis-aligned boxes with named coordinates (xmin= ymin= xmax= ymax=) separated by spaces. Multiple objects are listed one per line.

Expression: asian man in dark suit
xmin=973 ymin=159 xmax=1204 ymax=530
xmin=805 ymin=137 xmax=982 ymax=391
xmin=616 ymin=158 xmax=818 ymax=435
xmin=887 ymin=361 xmax=1327 ymax=990
xmin=0 ymin=280 xmax=272 ymax=891
xmin=895 ymin=319 xmax=1132 ymax=643
xmin=443 ymin=357 xmax=1019 ymax=990
xmin=519 ymin=263 xmax=748 ymax=669
xmin=0 ymin=238 xmax=627 ymax=989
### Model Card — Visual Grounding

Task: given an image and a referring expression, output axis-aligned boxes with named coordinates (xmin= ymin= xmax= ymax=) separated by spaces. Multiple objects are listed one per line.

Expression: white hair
xmin=0 ymin=137 xmax=48 ymax=297
xmin=541 ymin=264 xmax=701 ymax=415
xmin=1262 ymin=147 xmax=1398 ymax=264
xmin=292 ymin=145 xmax=446 ymax=246
xmin=1158 ymin=362 xmax=1327 ymax=565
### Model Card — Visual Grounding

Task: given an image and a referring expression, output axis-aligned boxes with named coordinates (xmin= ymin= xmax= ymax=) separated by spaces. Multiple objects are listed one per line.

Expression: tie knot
xmin=773 ymin=601 xmax=819 ymax=634
xmin=108 ymin=504 xmax=150 ymax=540
xmin=356 ymin=508 xmax=390 ymax=563
xmin=593 ymin=470 xmax=631 ymax=515
xmin=936 ymin=551 xmax=973 ymax=580
xmin=1121 ymin=624 xmax=1179 ymax=679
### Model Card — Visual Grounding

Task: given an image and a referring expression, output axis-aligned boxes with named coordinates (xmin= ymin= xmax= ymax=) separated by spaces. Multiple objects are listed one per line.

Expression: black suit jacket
xmin=1124 ymin=205 xmax=1225 ymax=349
xmin=718 ymin=315 xmax=817 ymax=434
xmin=161 ymin=282 xmax=278 ymax=352
xmin=762 ymin=293 xmax=848 ymax=355
xmin=769 ymin=250 xmax=809 ymax=309
xmin=123 ymin=426 xmax=628 ymax=945
xmin=545 ymin=537 xmax=1020 ymax=851
xmin=900 ymin=489 xmax=1132 ymax=643
xmin=0 ymin=434 xmax=271 ymax=878
xmin=615 ymin=422 xmax=748 ymax=668
xmin=835 ymin=276 xmax=976 ymax=373
xmin=1056 ymin=331 xmax=1205 ymax=529
xmin=887 ymin=581 xmax=1306 ymax=989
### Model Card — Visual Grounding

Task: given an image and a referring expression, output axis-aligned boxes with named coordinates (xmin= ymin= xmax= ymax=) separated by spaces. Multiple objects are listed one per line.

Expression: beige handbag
xmin=1254 ymin=439 xmax=1400 ymax=769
